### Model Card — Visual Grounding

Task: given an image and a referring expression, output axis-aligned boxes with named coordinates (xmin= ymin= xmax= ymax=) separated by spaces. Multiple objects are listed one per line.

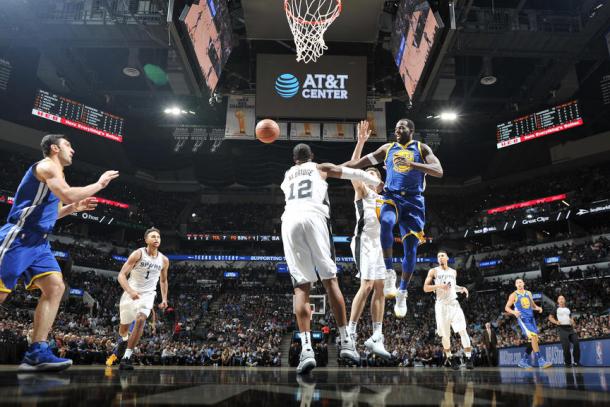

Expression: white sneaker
xmin=364 ymin=334 xmax=392 ymax=360
xmin=383 ymin=270 xmax=398 ymax=299
xmin=296 ymin=349 xmax=316 ymax=375
xmin=339 ymin=339 xmax=361 ymax=365
xmin=394 ymin=290 xmax=407 ymax=318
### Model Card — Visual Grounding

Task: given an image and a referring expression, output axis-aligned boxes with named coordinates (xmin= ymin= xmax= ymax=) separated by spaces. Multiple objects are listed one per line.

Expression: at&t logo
xmin=275 ymin=74 xmax=300 ymax=98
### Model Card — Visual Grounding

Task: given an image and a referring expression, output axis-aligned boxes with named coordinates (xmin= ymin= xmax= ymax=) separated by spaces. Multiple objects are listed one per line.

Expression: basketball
xmin=256 ymin=119 xmax=280 ymax=144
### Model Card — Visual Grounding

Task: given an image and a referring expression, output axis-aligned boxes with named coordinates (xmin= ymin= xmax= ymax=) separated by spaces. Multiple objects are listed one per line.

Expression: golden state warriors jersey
xmin=384 ymin=141 xmax=426 ymax=195
xmin=514 ymin=290 xmax=534 ymax=318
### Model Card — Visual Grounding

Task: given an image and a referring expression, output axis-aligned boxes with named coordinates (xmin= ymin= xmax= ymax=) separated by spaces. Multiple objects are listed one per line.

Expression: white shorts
xmin=435 ymin=299 xmax=467 ymax=337
xmin=350 ymin=233 xmax=385 ymax=280
xmin=282 ymin=212 xmax=337 ymax=287
xmin=119 ymin=290 xmax=156 ymax=324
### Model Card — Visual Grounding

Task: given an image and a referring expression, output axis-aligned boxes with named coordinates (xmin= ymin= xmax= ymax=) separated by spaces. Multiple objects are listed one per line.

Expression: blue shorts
xmin=517 ymin=316 xmax=539 ymax=339
xmin=380 ymin=192 xmax=426 ymax=242
xmin=0 ymin=223 xmax=61 ymax=293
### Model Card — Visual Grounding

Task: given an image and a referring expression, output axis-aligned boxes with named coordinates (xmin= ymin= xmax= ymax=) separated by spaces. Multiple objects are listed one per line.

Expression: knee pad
xmin=459 ymin=331 xmax=471 ymax=349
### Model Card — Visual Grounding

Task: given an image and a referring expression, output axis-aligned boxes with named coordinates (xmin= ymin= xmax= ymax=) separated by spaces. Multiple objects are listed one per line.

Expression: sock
xmin=348 ymin=321 xmax=358 ymax=335
xmin=372 ymin=322 xmax=382 ymax=337
xmin=300 ymin=331 xmax=313 ymax=351
xmin=123 ymin=349 xmax=133 ymax=360
xmin=445 ymin=351 xmax=452 ymax=358
xmin=399 ymin=279 xmax=408 ymax=291
xmin=339 ymin=326 xmax=349 ymax=343
xmin=465 ymin=351 xmax=472 ymax=358
xmin=384 ymin=257 xmax=393 ymax=270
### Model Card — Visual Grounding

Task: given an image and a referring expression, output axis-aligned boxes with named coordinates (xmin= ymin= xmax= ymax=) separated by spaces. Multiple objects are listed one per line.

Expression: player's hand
xmin=462 ymin=287 xmax=469 ymax=298
xmin=74 ymin=197 xmax=98 ymax=212
xmin=437 ymin=283 xmax=450 ymax=291
xmin=357 ymin=120 xmax=371 ymax=143
xmin=129 ymin=291 xmax=140 ymax=300
xmin=97 ymin=170 xmax=119 ymax=189
xmin=513 ymin=310 xmax=521 ymax=318
xmin=158 ymin=301 xmax=168 ymax=310
xmin=536 ymin=306 xmax=543 ymax=314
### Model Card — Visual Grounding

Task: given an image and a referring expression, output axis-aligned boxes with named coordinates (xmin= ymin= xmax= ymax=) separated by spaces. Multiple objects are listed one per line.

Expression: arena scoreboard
xmin=496 ymin=100 xmax=583 ymax=149
xmin=32 ymin=89 xmax=124 ymax=142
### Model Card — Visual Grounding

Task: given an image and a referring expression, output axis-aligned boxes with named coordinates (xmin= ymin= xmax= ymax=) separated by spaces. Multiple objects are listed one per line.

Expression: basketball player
xmin=423 ymin=250 xmax=473 ymax=370
xmin=116 ymin=227 xmax=169 ymax=370
xmin=282 ymin=143 xmax=382 ymax=374
xmin=105 ymin=308 xmax=157 ymax=366
xmin=343 ymin=119 xmax=443 ymax=318
xmin=347 ymin=121 xmax=391 ymax=359
xmin=0 ymin=134 xmax=118 ymax=371
xmin=505 ymin=279 xmax=552 ymax=369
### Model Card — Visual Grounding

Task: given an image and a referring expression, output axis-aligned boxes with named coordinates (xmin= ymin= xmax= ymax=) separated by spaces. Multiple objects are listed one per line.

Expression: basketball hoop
xmin=284 ymin=0 xmax=342 ymax=63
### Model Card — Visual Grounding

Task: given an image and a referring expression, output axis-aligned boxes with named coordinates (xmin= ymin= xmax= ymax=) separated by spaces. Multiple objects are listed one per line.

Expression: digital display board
xmin=32 ymin=90 xmax=124 ymax=142
xmin=391 ymin=0 xmax=442 ymax=101
xmin=256 ymin=54 xmax=367 ymax=120
xmin=496 ymin=100 xmax=583 ymax=149
xmin=223 ymin=271 xmax=239 ymax=279
xmin=183 ymin=0 xmax=233 ymax=93
xmin=486 ymin=194 xmax=567 ymax=215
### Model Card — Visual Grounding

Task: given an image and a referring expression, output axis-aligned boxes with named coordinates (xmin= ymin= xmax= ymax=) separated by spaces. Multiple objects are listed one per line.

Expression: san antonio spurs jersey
xmin=281 ymin=162 xmax=330 ymax=219
xmin=128 ymin=248 xmax=163 ymax=293
xmin=433 ymin=266 xmax=458 ymax=303
xmin=354 ymin=188 xmax=381 ymax=238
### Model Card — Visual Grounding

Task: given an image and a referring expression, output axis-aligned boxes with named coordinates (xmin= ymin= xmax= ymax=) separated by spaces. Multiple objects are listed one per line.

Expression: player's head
xmin=394 ymin=118 xmax=415 ymax=144
xmin=293 ymin=143 xmax=313 ymax=164
xmin=144 ymin=227 xmax=161 ymax=248
xmin=437 ymin=250 xmax=449 ymax=266
xmin=557 ymin=295 xmax=566 ymax=307
xmin=41 ymin=134 xmax=73 ymax=166
xmin=365 ymin=167 xmax=382 ymax=193
xmin=515 ymin=278 xmax=525 ymax=290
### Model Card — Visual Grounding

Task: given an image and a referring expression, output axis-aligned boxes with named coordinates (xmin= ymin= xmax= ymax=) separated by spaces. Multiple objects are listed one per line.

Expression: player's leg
xmin=531 ymin=333 xmax=551 ymax=368
xmin=451 ymin=305 xmax=473 ymax=369
xmin=348 ymin=279 xmax=374 ymax=340
xmin=393 ymin=232 xmax=418 ymax=318
xmin=363 ymin=278 xmax=391 ymax=359
xmin=436 ymin=303 xmax=455 ymax=368
xmin=121 ymin=292 xmax=155 ymax=370
xmin=107 ymin=323 xmax=131 ymax=366
xmin=379 ymin=201 xmax=398 ymax=298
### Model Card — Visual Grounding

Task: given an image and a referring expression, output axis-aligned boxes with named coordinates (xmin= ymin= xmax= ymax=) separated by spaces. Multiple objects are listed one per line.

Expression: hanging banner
xmin=276 ymin=122 xmax=289 ymax=140
xmin=366 ymin=99 xmax=388 ymax=142
xmin=322 ymin=123 xmax=355 ymax=142
xmin=289 ymin=123 xmax=321 ymax=141
xmin=225 ymin=96 xmax=255 ymax=139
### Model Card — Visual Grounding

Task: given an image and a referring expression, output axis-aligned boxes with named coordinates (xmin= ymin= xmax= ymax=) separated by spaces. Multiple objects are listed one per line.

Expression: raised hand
xmin=74 ymin=197 xmax=98 ymax=212
xmin=98 ymin=170 xmax=119 ymax=189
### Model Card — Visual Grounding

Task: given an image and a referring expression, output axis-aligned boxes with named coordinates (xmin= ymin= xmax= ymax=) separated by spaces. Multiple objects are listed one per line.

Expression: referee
xmin=548 ymin=295 xmax=581 ymax=367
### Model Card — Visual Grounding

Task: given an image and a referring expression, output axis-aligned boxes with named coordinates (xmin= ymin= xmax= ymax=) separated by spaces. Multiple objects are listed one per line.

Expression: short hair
xmin=144 ymin=227 xmax=160 ymax=239
xmin=41 ymin=134 xmax=68 ymax=157
xmin=365 ymin=167 xmax=381 ymax=179
xmin=397 ymin=118 xmax=415 ymax=132
xmin=293 ymin=143 xmax=313 ymax=163
xmin=437 ymin=249 xmax=448 ymax=256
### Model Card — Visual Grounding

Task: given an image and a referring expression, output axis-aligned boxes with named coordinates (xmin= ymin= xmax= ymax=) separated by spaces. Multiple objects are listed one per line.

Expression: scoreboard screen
xmin=496 ymin=100 xmax=583 ymax=149
xmin=32 ymin=89 xmax=125 ymax=142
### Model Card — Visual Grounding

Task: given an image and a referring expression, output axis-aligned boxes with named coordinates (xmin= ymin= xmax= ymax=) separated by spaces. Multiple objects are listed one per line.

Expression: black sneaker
xmin=465 ymin=357 xmax=474 ymax=370
xmin=450 ymin=357 xmax=460 ymax=371
xmin=119 ymin=357 xmax=134 ymax=371
xmin=117 ymin=341 xmax=128 ymax=359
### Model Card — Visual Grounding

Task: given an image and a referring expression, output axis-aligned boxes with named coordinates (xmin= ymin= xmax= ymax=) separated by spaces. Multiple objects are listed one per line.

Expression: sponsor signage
xmin=486 ymin=194 xmax=567 ymax=214
xmin=69 ymin=288 xmax=84 ymax=296
xmin=479 ymin=259 xmax=502 ymax=268
xmin=223 ymin=271 xmax=239 ymax=279
xmin=521 ymin=216 xmax=550 ymax=225
xmin=52 ymin=250 xmax=69 ymax=259
xmin=576 ymin=203 xmax=610 ymax=216
xmin=545 ymin=256 xmax=561 ymax=264
xmin=499 ymin=338 xmax=610 ymax=367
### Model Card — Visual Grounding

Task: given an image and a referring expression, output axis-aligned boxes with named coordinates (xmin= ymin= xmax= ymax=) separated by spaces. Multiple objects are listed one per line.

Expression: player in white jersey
xmin=346 ymin=121 xmax=391 ymax=360
xmin=281 ymin=143 xmax=382 ymax=374
xmin=423 ymin=250 xmax=473 ymax=370
xmin=116 ymin=227 xmax=169 ymax=370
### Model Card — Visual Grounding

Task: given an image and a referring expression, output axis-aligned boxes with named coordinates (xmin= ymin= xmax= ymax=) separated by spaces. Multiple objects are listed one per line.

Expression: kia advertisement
xmin=256 ymin=54 xmax=367 ymax=120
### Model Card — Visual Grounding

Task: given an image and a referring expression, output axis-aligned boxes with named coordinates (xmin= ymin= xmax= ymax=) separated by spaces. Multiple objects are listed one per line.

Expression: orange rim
xmin=284 ymin=0 xmax=342 ymax=26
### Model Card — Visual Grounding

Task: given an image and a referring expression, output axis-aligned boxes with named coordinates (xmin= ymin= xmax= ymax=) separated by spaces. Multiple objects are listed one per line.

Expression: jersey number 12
xmin=287 ymin=179 xmax=312 ymax=200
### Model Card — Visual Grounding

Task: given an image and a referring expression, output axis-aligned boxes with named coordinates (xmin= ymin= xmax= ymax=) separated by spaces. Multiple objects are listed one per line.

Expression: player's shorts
xmin=0 ymin=223 xmax=61 ymax=293
xmin=350 ymin=233 xmax=385 ymax=280
xmin=281 ymin=212 xmax=337 ymax=287
xmin=379 ymin=192 xmax=426 ymax=243
xmin=119 ymin=290 xmax=156 ymax=324
xmin=517 ymin=316 xmax=539 ymax=339
xmin=435 ymin=299 xmax=467 ymax=338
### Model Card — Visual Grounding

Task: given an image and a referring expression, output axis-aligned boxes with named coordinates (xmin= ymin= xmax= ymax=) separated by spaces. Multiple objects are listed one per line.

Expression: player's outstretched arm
xmin=58 ymin=197 xmax=98 ymax=219
xmin=423 ymin=269 xmax=437 ymax=293
xmin=409 ymin=143 xmax=443 ymax=178
xmin=317 ymin=163 xmax=381 ymax=187
xmin=118 ymin=250 xmax=142 ymax=300
xmin=341 ymin=142 xmax=390 ymax=169
xmin=350 ymin=121 xmax=371 ymax=196
xmin=159 ymin=256 xmax=169 ymax=309
xmin=505 ymin=293 xmax=519 ymax=317
xmin=37 ymin=160 xmax=119 ymax=204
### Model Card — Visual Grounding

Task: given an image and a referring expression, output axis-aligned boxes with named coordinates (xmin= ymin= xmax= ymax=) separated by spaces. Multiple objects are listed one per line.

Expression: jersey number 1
xmin=145 ymin=270 xmax=150 ymax=279
xmin=287 ymin=179 xmax=312 ymax=200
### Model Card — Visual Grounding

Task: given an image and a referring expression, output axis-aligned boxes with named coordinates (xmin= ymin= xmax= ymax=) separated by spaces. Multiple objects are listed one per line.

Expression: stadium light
xmin=164 ymin=107 xmax=182 ymax=115
xmin=439 ymin=112 xmax=458 ymax=121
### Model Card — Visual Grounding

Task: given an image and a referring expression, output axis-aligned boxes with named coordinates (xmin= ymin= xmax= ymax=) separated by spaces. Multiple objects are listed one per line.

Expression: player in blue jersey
xmin=505 ymin=278 xmax=552 ymax=369
xmin=343 ymin=119 xmax=443 ymax=318
xmin=0 ymin=134 xmax=118 ymax=371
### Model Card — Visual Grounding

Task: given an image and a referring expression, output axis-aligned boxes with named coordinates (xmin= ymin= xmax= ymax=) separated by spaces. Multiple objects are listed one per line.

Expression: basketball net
xmin=284 ymin=0 xmax=342 ymax=63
